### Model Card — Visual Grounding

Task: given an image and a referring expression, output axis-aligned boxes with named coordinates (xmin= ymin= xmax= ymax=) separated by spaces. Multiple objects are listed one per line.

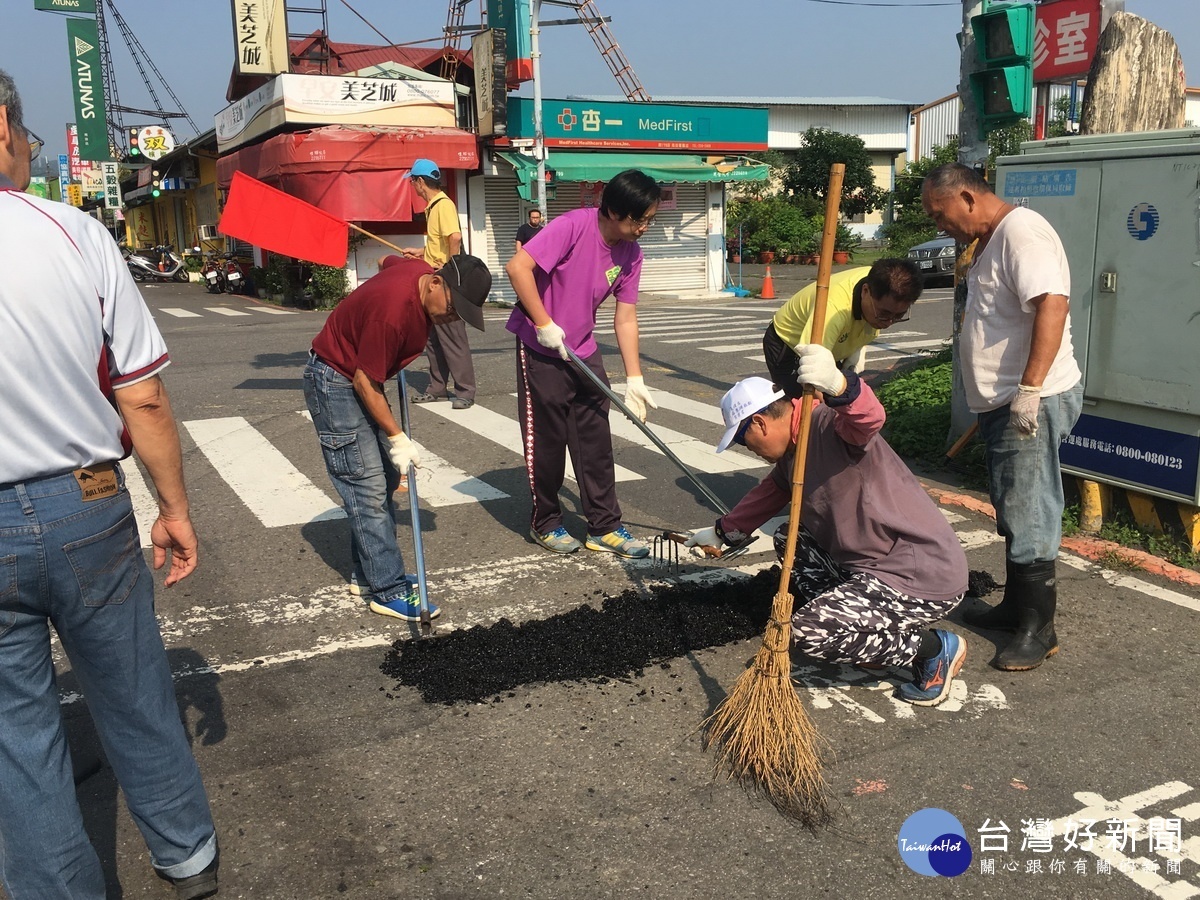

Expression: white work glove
xmin=1009 ymin=384 xmax=1041 ymax=438
xmin=536 ymin=320 xmax=569 ymax=361
xmin=386 ymin=432 xmax=421 ymax=471
xmin=684 ymin=526 xmax=722 ymax=558
xmin=623 ymin=375 xmax=658 ymax=423
xmin=845 ymin=346 xmax=868 ymax=374
xmin=795 ymin=344 xmax=847 ymax=397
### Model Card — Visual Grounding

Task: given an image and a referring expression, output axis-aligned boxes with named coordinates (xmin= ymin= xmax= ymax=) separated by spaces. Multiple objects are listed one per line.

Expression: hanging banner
xmin=66 ymin=17 xmax=110 ymax=161
xmin=102 ymin=161 xmax=121 ymax=209
xmin=472 ymin=28 xmax=508 ymax=137
xmin=1033 ymin=0 xmax=1103 ymax=82
xmin=57 ymin=153 xmax=71 ymax=187
xmin=34 ymin=0 xmax=97 ymax=10
xmin=486 ymin=0 xmax=533 ymax=84
xmin=65 ymin=123 xmax=85 ymax=179
xmin=231 ymin=0 xmax=290 ymax=76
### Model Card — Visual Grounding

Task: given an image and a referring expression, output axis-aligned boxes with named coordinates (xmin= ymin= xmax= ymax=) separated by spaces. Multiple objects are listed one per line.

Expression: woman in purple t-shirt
xmin=504 ymin=170 xmax=660 ymax=559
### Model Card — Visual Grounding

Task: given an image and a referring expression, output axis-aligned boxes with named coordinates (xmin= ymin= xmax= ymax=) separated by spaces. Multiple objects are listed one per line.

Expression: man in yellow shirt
xmin=763 ymin=258 xmax=923 ymax=397
xmin=404 ymin=159 xmax=479 ymax=410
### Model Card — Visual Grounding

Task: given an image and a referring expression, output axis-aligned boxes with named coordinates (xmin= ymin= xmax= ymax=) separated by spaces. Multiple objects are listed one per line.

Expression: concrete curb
xmin=922 ymin=483 xmax=1200 ymax=589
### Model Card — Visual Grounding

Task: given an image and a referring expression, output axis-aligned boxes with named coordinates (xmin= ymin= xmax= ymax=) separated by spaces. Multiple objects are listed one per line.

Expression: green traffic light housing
xmin=972 ymin=3 xmax=1035 ymax=65
xmin=969 ymin=2 xmax=1035 ymax=136
xmin=128 ymin=126 xmax=141 ymax=157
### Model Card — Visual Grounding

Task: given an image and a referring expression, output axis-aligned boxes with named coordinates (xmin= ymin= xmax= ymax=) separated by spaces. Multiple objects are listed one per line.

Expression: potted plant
xmin=248 ymin=266 xmax=268 ymax=299
xmin=264 ymin=256 xmax=287 ymax=303
xmin=833 ymin=222 xmax=862 ymax=264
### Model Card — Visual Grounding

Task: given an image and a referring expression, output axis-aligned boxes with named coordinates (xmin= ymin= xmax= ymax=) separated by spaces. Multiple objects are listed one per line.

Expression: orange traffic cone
xmin=760 ymin=265 xmax=776 ymax=300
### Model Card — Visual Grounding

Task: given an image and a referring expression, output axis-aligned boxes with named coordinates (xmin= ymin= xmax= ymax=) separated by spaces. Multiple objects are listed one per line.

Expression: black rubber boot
xmin=963 ymin=560 xmax=1021 ymax=631
xmin=993 ymin=559 xmax=1059 ymax=671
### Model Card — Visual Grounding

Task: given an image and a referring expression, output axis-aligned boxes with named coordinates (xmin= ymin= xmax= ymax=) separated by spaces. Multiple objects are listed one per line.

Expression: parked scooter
xmin=125 ymin=244 xmax=188 ymax=283
xmin=200 ymin=251 xmax=227 ymax=294
xmin=223 ymin=255 xmax=248 ymax=294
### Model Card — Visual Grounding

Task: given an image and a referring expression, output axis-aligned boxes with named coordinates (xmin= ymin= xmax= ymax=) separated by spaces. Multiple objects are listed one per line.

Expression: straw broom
xmin=702 ymin=163 xmax=847 ymax=827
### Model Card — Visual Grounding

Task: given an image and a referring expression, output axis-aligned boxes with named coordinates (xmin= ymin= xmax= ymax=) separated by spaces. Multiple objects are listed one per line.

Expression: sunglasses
xmin=27 ymin=129 xmax=43 ymax=162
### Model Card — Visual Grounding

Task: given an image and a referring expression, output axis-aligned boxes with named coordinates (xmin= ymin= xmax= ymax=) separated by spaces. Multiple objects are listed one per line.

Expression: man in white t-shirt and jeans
xmin=923 ymin=162 xmax=1083 ymax=672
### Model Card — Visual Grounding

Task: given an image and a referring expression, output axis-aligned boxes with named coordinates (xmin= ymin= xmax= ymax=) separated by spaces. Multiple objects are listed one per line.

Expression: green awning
xmin=498 ymin=150 xmax=768 ymax=201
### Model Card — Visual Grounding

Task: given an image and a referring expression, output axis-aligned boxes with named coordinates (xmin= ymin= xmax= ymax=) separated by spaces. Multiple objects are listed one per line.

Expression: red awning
xmin=216 ymin=125 xmax=479 ymax=222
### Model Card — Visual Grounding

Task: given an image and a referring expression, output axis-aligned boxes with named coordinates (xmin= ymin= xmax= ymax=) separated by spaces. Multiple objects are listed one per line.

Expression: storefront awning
xmin=216 ymin=124 xmax=479 ymax=222
xmin=497 ymin=150 xmax=768 ymax=201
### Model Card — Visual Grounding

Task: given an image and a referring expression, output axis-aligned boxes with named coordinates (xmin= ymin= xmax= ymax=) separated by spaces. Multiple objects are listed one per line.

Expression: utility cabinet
xmin=997 ymin=128 xmax=1200 ymax=503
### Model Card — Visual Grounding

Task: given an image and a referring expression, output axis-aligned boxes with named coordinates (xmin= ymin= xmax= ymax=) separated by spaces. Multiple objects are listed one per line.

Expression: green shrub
xmin=310 ymin=264 xmax=349 ymax=306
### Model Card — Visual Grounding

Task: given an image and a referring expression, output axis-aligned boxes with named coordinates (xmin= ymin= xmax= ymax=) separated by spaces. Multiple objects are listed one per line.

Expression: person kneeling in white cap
xmin=686 ymin=346 xmax=970 ymax=706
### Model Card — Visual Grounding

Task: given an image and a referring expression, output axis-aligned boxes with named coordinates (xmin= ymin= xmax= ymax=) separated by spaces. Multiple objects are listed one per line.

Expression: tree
xmin=880 ymin=137 xmax=959 ymax=253
xmin=783 ymin=128 xmax=884 ymax=218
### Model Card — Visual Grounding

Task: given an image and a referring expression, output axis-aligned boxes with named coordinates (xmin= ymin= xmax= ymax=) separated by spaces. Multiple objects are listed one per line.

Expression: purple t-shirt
xmin=505 ymin=207 xmax=643 ymax=358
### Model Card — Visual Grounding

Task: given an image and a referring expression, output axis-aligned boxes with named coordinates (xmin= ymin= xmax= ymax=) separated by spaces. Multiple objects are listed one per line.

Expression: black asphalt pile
xmin=382 ymin=570 xmax=779 ymax=705
xmin=968 ymin=569 xmax=998 ymax=598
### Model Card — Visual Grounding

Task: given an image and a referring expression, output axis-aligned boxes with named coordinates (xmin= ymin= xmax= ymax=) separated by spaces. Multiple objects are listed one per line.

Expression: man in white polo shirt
xmin=0 ymin=71 xmax=218 ymax=899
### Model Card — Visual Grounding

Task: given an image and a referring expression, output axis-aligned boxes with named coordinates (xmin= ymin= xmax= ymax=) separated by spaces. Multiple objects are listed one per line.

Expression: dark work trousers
xmin=762 ymin=321 xmax=804 ymax=399
xmin=424 ymin=319 xmax=476 ymax=401
xmin=515 ymin=340 xmax=622 ymax=537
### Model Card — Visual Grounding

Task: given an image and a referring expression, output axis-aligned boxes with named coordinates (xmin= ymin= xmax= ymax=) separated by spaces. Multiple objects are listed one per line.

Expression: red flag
xmin=217 ymin=171 xmax=349 ymax=266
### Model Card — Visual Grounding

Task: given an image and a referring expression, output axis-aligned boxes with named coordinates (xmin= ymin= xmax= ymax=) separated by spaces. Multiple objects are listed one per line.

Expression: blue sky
xmin=7 ymin=0 xmax=1198 ymax=163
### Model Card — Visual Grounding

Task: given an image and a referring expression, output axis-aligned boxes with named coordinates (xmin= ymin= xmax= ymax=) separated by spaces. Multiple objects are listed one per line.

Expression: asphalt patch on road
xmin=382 ymin=569 xmax=1000 ymax=705
xmin=382 ymin=570 xmax=778 ymax=705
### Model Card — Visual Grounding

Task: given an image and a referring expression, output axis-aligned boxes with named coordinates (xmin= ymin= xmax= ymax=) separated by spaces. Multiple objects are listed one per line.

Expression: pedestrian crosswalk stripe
xmin=632 ymin=320 xmax=763 ymax=337
xmin=296 ymin=411 xmax=508 ymax=507
xmin=700 ymin=342 xmax=763 ymax=353
xmin=875 ymin=338 xmax=947 ymax=352
xmin=121 ymin=460 xmax=160 ymax=548
xmin=185 ymin=417 xmax=344 ymax=527
xmin=658 ymin=328 xmax=765 ymax=344
xmin=250 ymin=307 xmax=299 ymax=315
xmin=608 ymin=409 xmax=763 ymax=472
xmin=418 ymin=401 xmax=644 ymax=483
xmin=158 ymin=308 xmax=203 ymax=318
xmin=610 ymin=385 xmax=725 ymax=427
xmin=204 ymin=307 xmax=253 ymax=317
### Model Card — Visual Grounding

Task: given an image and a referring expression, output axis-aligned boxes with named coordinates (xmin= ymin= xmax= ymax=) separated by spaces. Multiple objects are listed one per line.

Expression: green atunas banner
xmin=35 ymin=0 xmax=98 ymax=11
xmin=66 ymin=17 xmax=109 ymax=161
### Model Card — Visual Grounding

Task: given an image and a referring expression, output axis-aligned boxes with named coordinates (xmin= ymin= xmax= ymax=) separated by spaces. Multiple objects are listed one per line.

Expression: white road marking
xmin=957 ymin=529 xmax=1004 ymax=550
xmin=204 ymin=307 xmax=253 ymax=317
xmin=418 ymin=401 xmax=643 ymax=483
xmin=698 ymin=342 xmax=763 ymax=353
xmin=121 ymin=460 xmax=160 ymax=548
xmin=296 ymin=411 xmax=508 ymax=506
xmin=250 ymin=306 xmax=298 ymax=315
xmin=658 ymin=328 xmax=766 ymax=344
xmin=940 ymin=509 xmax=967 ymax=524
xmin=874 ymin=338 xmax=948 ymax=352
xmin=158 ymin=307 xmax=203 ymax=318
xmin=185 ymin=417 xmax=343 ymax=527
xmin=609 ymin=385 xmax=725 ymax=427
xmin=1059 ymin=554 xmax=1200 ymax=614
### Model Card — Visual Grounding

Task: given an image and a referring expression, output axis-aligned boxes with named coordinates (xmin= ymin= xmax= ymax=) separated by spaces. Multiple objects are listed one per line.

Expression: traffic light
xmin=128 ymin=126 xmax=141 ymax=157
xmin=968 ymin=3 xmax=1035 ymax=136
xmin=151 ymin=168 xmax=161 ymax=197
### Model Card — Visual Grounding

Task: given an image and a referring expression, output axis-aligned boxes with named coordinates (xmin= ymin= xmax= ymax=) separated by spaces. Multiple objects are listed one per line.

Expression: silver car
xmin=907 ymin=233 xmax=957 ymax=284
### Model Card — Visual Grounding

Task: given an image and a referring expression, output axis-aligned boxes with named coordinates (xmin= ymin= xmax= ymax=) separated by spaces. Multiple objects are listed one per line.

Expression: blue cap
xmin=404 ymin=159 xmax=441 ymax=180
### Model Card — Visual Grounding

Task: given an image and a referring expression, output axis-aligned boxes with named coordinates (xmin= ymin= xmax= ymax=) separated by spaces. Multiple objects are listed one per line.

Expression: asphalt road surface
xmin=35 ymin=280 xmax=1200 ymax=900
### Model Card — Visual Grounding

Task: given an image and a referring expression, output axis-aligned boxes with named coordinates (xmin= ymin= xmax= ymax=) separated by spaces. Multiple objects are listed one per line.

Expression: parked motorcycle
xmin=223 ymin=255 xmax=248 ymax=294
xmin=200 ymin=252 xmax=227 ymax=294
xmin=125 ymin=245 xmax=188 ymax=283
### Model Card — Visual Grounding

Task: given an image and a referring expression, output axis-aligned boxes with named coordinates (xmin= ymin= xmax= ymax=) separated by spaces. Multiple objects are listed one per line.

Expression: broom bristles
xmin=702 ymin=590 xmax=833 ymax=827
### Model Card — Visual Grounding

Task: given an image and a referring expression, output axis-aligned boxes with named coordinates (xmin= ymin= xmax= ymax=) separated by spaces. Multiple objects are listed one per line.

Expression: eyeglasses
xmin=875 ymin=310 xmax=910 ymax=325
xmin=625 ymin=214 xmax=656 ymax=228
xmin=26 ymin=129 xmax=43 ymax=162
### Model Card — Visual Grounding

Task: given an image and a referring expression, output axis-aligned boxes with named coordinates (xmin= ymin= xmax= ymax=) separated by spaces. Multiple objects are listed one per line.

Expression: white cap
xmin=716 ymin=377 xmax=786 ymax=452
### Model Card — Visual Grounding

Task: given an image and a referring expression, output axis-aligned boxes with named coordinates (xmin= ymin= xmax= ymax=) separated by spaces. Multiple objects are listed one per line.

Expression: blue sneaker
xmin=369 ymin=585 xmax=440 ymax=622
xmin=897 ymin=630 xmax=966 ymax=707
xmin=585 ymin=525 xmax=650 ymax=559
xmin=530 ymin=526 xmax=582 ymax=554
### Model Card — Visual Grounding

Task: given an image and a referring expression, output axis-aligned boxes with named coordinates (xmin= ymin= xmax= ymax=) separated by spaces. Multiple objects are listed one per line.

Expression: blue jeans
xmin=0 ymin=466 xmax=216 ymax=897
xmin=303 ymin=355 xmax=410 ymax=601
xmin=978 ymin=381 xmax=1084 ymax=565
